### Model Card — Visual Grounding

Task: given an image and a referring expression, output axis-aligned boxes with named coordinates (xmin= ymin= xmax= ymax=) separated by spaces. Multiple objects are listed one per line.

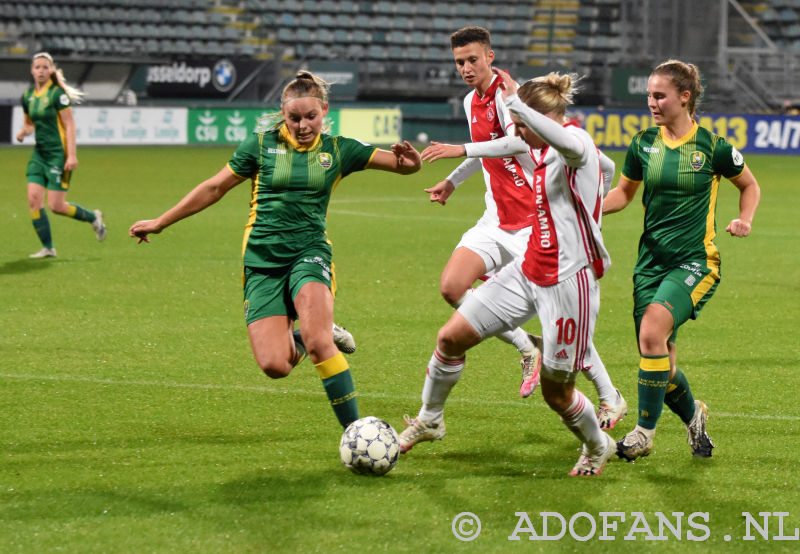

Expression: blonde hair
xmin=257 ymin=70 xmax=331 ymax=132
xmin=652 ymin=59 xmax=704 ymax=117
xmin=517 ymin=72 xmax=579 ymax=118
xmin=33 ymin=52 xmax=84 ymax=104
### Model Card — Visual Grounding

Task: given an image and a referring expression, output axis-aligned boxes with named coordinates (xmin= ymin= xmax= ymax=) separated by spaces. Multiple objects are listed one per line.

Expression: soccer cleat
xmin=332 ymin=323 xmax=356 ymax=354
xmin=29 ymin=247 xmax=57 ymax=258
xmin=292 ymin=329 xmax=307 ymax=366
xmin=686 ymin=400 xmax=714 ymax=457
xmin=92 ymin=210 xmax=107 ymax=242
xmin=570 ymin=433 xmax=616 ymax=476
xmin=597 ymin=389 xmax=628 ymax=429
xmin=519 ymin=334 xmax=543 ymax=398
xmin=397 ymin=414 xmax=446 ymax=453
xmin=616 ymin=427 xmax=654 ymax=461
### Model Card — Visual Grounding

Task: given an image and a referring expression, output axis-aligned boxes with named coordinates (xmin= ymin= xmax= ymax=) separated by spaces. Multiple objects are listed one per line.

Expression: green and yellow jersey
xmin=621 ymin=121 xmax=746 ymax=276
xmin=21 ymin=80 xmax=71 ymax=156
xmin=227 ymin=125 xmax=378 ymax=269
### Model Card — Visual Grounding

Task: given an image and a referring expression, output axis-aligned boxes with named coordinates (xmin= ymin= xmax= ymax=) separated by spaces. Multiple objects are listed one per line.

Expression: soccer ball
xmin=339 ymin=416 xmax=400 ymax=476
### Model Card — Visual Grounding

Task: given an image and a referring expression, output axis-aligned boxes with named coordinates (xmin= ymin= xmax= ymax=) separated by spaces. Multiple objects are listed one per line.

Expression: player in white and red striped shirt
xmin=401 ymin=70 xmax=617 ymax=476
xmin=422 ymin=27 xmax=542 ymax=398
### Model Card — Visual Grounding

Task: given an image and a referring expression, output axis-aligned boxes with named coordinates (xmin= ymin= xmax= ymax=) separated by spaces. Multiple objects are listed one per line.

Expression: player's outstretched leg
xmin=316 ymin=352 xmax=359 ymax=429
xmin=398 ymin=348 xmax=463 ymax=453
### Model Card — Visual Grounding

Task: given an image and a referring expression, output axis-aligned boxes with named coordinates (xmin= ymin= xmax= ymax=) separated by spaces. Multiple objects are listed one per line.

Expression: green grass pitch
xmin=1 ymin=145 xmax=798 ymax=552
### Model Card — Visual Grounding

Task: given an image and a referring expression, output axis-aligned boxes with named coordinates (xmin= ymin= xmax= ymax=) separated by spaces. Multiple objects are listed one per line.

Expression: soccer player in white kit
xmin=423 ymin=27 xmax=543 ymax=397
xmin=401 ymin=69 xmax=617 ymax=476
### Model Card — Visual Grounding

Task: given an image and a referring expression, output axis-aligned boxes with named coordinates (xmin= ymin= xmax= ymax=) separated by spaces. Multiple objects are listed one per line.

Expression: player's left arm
xmin=726 ymin=166 xmax=761 ymax=237
xmin=58 ymin=107 xmax=78 ymax=171
xmin=367 ymin=141 xmax=422 ymax=175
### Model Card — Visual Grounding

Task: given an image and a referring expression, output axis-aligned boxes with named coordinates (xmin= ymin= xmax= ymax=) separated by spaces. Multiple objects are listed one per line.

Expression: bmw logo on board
xmin=213 ymin=59 xmax=237 ymax=92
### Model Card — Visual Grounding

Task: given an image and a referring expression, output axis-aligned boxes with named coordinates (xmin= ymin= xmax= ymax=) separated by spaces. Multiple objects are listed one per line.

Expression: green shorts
xmin=26 ymin=150 xmax=70 ymax=191
xmin=633 ymin=262 xmax=719 ymax=342
xmin=243 ymin=245 xmax=334 ymax=324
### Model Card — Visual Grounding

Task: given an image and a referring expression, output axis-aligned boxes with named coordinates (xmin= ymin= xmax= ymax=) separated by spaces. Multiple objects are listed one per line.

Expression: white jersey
xmin=466 ymin=94 xmax=611 ymax=286
xmin=446 ymin=75 xmax=534 ymax=230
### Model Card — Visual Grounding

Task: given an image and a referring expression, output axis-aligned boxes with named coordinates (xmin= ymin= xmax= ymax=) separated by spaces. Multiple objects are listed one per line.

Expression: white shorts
xmin=458 ymin=259 xmax=600 ymax=384
xmin=455 ymin=216 xmax=531 ymax=276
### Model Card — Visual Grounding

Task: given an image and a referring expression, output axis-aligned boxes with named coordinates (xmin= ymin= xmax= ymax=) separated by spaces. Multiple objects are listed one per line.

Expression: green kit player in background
xmin=603 ymin=59 xmax=761 ymax=461
xmin=16 ymin=52 xmax=106 ymax=258
xmin=129 ymin=71 xmax=422 ymax=431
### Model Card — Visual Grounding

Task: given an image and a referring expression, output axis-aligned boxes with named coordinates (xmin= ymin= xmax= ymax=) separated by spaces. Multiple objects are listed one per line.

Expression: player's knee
xmin=439 ymin=283 xmax=465 ymax=307
xmin=638 ymin=328 xmax=668 ymax=356
xmin=257 ymin=355 xmax=292 ymax=379
xmin=436 ymin=327 xmax=464 ymax=358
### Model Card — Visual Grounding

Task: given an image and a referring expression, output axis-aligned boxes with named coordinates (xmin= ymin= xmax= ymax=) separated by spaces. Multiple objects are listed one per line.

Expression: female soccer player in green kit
xmin=17 ymin=52 xmax=106 ymax=258
xmin=129 ymin=71 xmax=421 ymax=431
xmin=603 ymin=59 xmax=761 ymax=461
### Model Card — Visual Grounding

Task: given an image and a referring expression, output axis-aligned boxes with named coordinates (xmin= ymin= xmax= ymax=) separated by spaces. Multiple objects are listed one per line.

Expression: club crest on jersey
xmin=689 ymin=151 xmax=705 ymax=171
xmin=318 ymin=152 xmax=332 ymax=169
xmin=487 ymin=107 xmax=495 ymax=122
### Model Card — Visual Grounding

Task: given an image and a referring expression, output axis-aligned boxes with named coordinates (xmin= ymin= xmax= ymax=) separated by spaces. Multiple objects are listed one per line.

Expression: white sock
xmin=419 ymin=348 xmax=464 ymax=425
xmin=582 ymin=346 xmax=616 ymax=404
xmin=558 ymin=390 xmax=605 ymax=454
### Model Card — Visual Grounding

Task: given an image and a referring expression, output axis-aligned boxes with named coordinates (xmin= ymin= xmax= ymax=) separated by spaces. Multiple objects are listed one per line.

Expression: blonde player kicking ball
xmin=131 ymin=71 xmax=421 ymax=432
xmin=422 ymin=26 xmax=543 ymax=397
xmin=422 ymin=27 xmax=626 ymax=428
xmin=400 ymin=69 xmax=617 ymax=476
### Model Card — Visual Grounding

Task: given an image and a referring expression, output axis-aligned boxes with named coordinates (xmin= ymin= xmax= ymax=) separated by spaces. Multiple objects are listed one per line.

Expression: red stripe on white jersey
xmin=465 ymin=76 xmax=533 ymax=229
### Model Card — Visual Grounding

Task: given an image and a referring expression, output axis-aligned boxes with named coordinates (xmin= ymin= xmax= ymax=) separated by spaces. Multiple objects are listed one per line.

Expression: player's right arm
xmin=16 ymin=114 xmax=34 ymax=142
xmin=602 ymin=175 xmax=640 ymax=214
xmin=129 ymin=167 xmax=245 ymax=243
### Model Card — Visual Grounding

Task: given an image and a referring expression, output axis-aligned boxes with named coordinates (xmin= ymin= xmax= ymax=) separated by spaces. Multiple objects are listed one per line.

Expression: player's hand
xmin=725 ymin=218 xmax=752 ymax=237
xmin=15 ymin=132 xmax=24 ymax=143
xmin=391 ymin=140 xmax=422 ymax=172
xmin=421 ymin=142 xmax=466 ymax=163
xmin=64 ymin=155 xmax=78 ymax=171
xmin=129 ymin=219 xmax=162 ymax=244
xmin=493 ymin=68 xmax=518 ymax=99
xmin=424 ymin=180 xmax=455 ymax=205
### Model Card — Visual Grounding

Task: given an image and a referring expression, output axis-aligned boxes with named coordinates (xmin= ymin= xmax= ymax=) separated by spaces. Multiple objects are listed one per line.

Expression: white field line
xmin=2 ymin=373 xmax=797 ymax=421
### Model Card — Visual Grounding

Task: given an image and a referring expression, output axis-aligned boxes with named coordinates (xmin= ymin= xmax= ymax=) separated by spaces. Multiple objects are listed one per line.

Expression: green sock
xmin=637 ymin=355 xmax=670 ymax=430
xmin=31 ymin=209 xmax=53 ymax=248
xmin=316 ymin=353 xmax=359 ymax=429
xmin=66 ymin=203 xmax=95 ymax=222
xmin=664 ymin=367 xmax=696 ymax=425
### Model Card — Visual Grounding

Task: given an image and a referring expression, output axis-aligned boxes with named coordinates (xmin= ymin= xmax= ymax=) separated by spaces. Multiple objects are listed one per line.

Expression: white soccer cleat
xmin=616 ymin=427 xmax=654 ymax=461
xmin=570 ymin=433 xmax=616 ymax=476
xmin=687 ymin=400 xmax=714 ymax=457
xmin=519 ymin=334 xmax=542 ymax=398
xmin=29 ymin=247 xmax=57 ymax=258
xmin=597 ymin=389 xmax=628 ymax=429
xmin=397 ymin=414 xmax=446 ymax=453
xmin=92 ymin=209 xmax=107 ymax=242
xmin=332 ymin=323 xmax=356 ymax=354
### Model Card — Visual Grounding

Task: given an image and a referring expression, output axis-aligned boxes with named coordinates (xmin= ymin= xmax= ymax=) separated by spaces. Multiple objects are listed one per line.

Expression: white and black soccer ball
xmin=339 ymin=416 xmax=400 ymax=476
